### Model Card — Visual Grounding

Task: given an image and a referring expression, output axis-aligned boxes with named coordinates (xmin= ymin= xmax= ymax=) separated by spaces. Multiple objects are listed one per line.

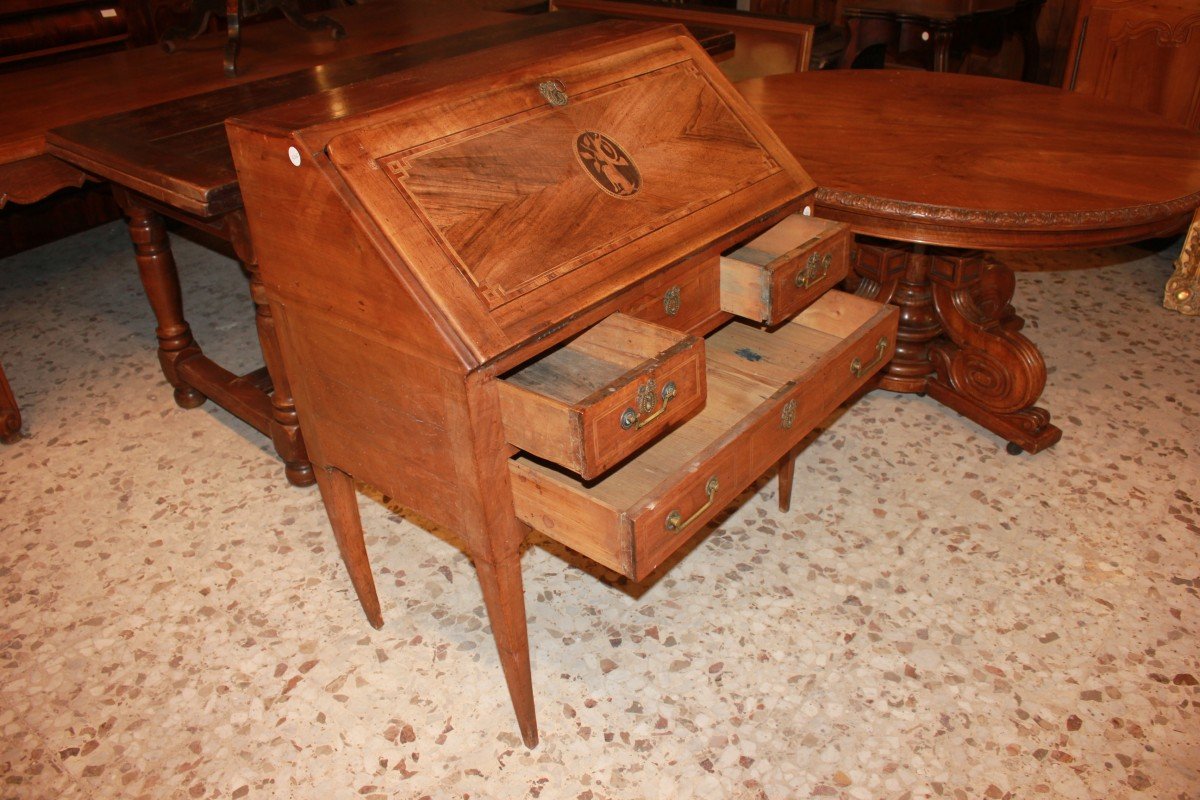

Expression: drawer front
xmin=625 ymin=256 xmax=722 ymax=334
xmin=629 ymin=301 xmax=895 ymax=578
xmin=510 ymin=291 xmax=899 ymax=580
xmin=580 ymin=349 xmax=707 ymax=477
xmin=499 ymin=313 xmax=706 ymax=480
xmin=764 ymin=225 xmax=850 ymax=323
xmin=720 ymin=217 xmax=851 ymax=325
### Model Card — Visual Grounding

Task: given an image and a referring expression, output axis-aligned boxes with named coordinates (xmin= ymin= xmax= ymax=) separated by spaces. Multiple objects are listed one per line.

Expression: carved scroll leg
xmin=279 ymin=0 xmax=346 ymax=39
xmin=224 ymin=0 xmax=242 ymax=78
xmin=1164 ymin=210 xmax=1200 ymax=316
xmin=926 ymin=252 xmax=1062 ymax=454
xmin=313 ymin=465 xmax=383 ymax=629
xmin=117 ymin=191 xmax=206 ymax=410
xmin=0 ymin=360 xmax=21 ymax=443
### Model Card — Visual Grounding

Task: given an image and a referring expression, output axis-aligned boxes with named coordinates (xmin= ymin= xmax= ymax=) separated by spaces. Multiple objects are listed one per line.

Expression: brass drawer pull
xmin=665 ymin=476 xmax=719 ymax=532
xmin=620 ymin=380 xmax=677 ymax=430
xmin=851 ymin=336 xmax=890 ymax=378
xmin=795 ymin=251 xmax=832 ymax=289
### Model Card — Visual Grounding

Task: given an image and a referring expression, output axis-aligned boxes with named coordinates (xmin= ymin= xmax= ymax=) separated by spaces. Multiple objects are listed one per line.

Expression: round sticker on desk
xmin=575 ymin=131 xmax=641 ymax=198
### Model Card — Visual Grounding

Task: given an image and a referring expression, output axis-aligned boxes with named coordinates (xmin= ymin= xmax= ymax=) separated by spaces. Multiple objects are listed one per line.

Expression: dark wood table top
xmin=45 ymin=15 xmax=726 ymax=219
xmin=737 ymin=69 xmax=1200 ymax=249
xmin=841 ymin=0 xmax=1033 ymax=20
xmin=0 ymin=0 xmax=517 ymax=208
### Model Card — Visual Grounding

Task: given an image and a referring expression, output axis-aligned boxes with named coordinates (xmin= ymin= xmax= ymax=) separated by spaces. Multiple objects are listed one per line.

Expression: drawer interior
xmin=511 ymin=290 xmax=897 ymax=577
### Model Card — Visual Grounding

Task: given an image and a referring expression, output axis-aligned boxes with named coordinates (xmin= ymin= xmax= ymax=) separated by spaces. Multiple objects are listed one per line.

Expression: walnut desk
xmin=44 ymin=12 xmax=645 ymax=484
xmin=738 ymin=69 xmax=1200 ymax=454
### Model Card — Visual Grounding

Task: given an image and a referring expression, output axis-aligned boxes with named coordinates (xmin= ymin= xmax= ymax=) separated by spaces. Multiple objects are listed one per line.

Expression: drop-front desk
xmin=224 ymin=21 xmax=897 ymax=746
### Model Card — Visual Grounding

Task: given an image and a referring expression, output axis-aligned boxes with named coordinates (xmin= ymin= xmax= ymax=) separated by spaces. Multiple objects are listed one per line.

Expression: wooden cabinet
xmin=1064 ymin=0 xmax=1200 ymax=130
xmin=227 ymin=20 xmax=897 ymax=746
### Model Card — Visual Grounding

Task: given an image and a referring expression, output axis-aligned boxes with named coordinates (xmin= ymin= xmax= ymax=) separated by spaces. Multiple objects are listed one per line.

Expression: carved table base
xmin=1164 ymin=210 xmax=1200 ymax=316
xmin=114 ymin=188 xmax=314 ymax=486
xmin=850 ymin=239 xmax=1062 ymax=454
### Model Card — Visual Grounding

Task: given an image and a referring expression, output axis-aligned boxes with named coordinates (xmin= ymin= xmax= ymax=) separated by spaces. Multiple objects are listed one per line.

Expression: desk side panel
xmin=229 ymin=124 xmax=471 ymax=531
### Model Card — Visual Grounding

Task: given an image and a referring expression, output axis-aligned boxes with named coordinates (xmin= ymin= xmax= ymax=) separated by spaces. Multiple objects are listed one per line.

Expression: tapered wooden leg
xmin=475 ymin=549 xmax=538 ymax=748
xmin=117 ymin=191 xmax=206 ymax=410
xmin=313 ymin=465 xmax=383 ymax=629
xmin=777 ymin=450 xmax=795 ymax=512
xmin=0 ymin=360 xmax=20 ymax=444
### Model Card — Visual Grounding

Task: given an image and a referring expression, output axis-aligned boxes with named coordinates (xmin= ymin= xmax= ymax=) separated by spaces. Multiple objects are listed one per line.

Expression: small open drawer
xmin=720 ymin=214 xmax=851 ymax=325
xmin=498 ymin=313 xmax=706 ymax=480
xmin=510 ymin=291 xmax=898 ymax=581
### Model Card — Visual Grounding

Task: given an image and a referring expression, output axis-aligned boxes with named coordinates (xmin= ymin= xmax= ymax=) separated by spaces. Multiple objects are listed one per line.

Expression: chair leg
xmin=313 ymin=465 xmax=383 ymax=629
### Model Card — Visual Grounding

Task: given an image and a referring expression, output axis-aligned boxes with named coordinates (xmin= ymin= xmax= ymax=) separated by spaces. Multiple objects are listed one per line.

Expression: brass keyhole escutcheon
xmin=781 ymin=399 xmax=797 ymax=429
xmin=663 ymin=286 xmax=681 ymax=316
xmin=538 ymin=79 xmax=568 ymax=107
xmin=620 ymin=380 xmax=677 ymax=430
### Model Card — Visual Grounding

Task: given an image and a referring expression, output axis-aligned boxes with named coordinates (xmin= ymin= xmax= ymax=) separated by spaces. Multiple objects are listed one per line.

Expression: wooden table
xmin=839 ymin=0 xmax=1042 ymax=78
xmin=738 ymin=69 xmax=1200 ymax=453
xmin=0 ymin=0 xmax=520 ymax=454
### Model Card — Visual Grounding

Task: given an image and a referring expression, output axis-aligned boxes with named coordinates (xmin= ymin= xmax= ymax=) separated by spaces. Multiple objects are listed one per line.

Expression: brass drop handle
xmin=850 ymin=336 xmax=890 ymax=378
xmin=795 ymin=251 xmax=832 ymax=289
xmin=620 ymin=380 xmax=677 ymax=430
xmin=665 ymin=476 xmax=719 ymax=532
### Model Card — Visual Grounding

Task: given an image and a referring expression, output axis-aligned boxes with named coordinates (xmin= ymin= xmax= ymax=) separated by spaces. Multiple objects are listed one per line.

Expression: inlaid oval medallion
xmin=575 ymin=131 xmax=641 ymax=198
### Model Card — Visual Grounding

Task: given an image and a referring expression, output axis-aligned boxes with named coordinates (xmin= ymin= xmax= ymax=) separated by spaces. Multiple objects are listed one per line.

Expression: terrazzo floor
xmin=0 ymin=222 xmax=1197 ymax=800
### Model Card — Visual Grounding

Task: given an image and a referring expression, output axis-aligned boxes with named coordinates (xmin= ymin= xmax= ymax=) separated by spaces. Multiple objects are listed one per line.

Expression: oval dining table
xmin=737 ymin=69 xmax=1200 ymax=454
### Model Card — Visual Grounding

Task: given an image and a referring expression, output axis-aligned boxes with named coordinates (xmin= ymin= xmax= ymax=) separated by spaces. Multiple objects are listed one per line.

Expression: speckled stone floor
xmin=1 ymin=223 xmax=1197 ymax=800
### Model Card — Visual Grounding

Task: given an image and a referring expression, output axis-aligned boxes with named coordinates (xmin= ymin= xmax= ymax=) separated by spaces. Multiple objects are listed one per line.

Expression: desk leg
xmin=930 ymin=21 xmax=953 ymax=72
xmin=0 ymin=360 xmax=20 ymax=443
xmin=117 ymin=191 xmax=207 ymax=410
xmin=852 ymin=241 xmax=1061 ymax=454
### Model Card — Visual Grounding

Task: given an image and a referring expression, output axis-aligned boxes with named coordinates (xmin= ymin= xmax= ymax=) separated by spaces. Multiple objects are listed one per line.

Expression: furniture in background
xmin=1 ymin=0 xmax=521 ymax=463
xmin=0 ymin=361 xmax=19 ymax=443
xmin=838 ymin=0 xmax=1043 ymax=78
xmin=161 ymin=0 xmax=347 ymax=76
xmin=738 ymin=69 xmax=1200 ymax=454
xmin=1063 ymin=0 xmax=1200 ymax=130
xmin=551 ymin=0 xmax=822 ymax=79
xmin=226 ymin=20 xmax=896 ymax=746
xmin=1166 ymin=210 xmax=1199 ymax=316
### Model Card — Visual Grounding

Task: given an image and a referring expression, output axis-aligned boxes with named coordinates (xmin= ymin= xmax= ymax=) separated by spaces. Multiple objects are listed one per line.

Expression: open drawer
xmin=498 ymin=313 xmax=707 ymax=480
xmin=720 ymin=214 xmax=851 ymax=326
xmin=510 ymin=290 xmax=898 ymax=581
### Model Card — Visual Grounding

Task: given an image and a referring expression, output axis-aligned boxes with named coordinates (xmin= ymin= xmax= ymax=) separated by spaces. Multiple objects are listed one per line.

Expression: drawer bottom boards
xmin=510 ymin=290 xmax=899 ymax=581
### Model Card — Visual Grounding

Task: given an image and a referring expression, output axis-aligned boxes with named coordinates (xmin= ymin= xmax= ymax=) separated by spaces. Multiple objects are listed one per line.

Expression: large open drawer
xmin=510 ymin=290 xmax=899 ymax=580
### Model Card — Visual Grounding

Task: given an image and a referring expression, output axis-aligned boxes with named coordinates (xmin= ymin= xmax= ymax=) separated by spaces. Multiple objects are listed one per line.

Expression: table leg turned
xmin=0 ymin=360 xmax=20 ymax=443
xmin=116 ymin=190 xmax=207 ymax=410
xmin=1164 ymin=210 xmax=1200 ymax=316
xmin=851 ymin=241 xmax=1061 ymax=454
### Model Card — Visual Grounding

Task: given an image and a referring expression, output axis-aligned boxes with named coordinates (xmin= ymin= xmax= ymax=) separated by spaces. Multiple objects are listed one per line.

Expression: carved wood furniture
xmin=1166 ymin=209 xmax=1200 ymax=316
xmin=839 ymin=0 xmax=1043 ymax=78
xmin=738 ymin=69 xmax=1200 ymax=454
xmin=225 ymin=20 xmax=897 ymax=745
xmin=0 ymin=361 xmax=19 ymax=443
xmin=1064 ymin=0 xmax=1200 ymax=131
xmin=161 ymin=0 xmax=347 ymax=77
xmin=551 ymin=0 xmax=821 ymax=79
xmin=42 ymin=11 xmax=737 ymax=485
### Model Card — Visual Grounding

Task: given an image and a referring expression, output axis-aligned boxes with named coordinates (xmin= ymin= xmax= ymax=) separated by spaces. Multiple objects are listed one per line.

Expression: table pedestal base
xmin=0 ymin=360 xmax=20 ymax=443
xmin=850 ymin=240 xmax=1061 ymax=454
xmin=1165 ymin=211 xmax=1200 ymax=316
